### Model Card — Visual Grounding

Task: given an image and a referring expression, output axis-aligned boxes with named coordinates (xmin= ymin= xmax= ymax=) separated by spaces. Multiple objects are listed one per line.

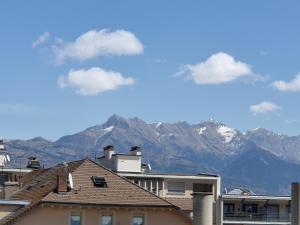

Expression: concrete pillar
xmin=217 ymin=197 xmax=223 ymax=225
xmin=192 ymin=192 xmax=214 ymax=225
xmin=292 ymin=183 xmax=300 ymax=225
xmin=156 ymin=180 xmax=159 ymax=195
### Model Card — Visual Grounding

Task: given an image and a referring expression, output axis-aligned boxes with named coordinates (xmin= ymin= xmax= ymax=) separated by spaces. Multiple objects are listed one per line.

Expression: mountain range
xmin=5 ymin=114 xmax=300 ymax=195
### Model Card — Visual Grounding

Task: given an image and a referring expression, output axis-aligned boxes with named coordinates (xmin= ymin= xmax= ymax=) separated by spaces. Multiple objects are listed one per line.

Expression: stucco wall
xmin=14 ymin=206 xmax=191 ymax=225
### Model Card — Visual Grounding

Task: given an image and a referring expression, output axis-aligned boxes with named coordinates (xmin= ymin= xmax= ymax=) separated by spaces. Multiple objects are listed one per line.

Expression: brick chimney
xmin=57 ymin=164 xmax=68 ymax=193
xmin=292 ymin=182 xmax=300 ymax=225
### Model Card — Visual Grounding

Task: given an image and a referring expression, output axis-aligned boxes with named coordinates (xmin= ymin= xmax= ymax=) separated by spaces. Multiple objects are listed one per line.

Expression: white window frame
xmin=99 ymin=211 xmax=115 ymax=225
xmin=131 ymin=212 xmax=146 ymax=225
xmin=69 ymin=210 xmax=85 ymax=225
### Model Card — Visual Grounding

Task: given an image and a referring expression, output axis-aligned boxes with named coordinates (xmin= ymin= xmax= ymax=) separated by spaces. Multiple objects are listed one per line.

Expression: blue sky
xmin=1 ymin=1 xmax=300 ymax=140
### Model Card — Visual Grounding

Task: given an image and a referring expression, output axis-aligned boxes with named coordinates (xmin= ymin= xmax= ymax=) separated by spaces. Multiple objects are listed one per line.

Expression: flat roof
xmin=0 ymin=200 xmax=30 ymax=205
xmin=118 ymin=172 xmax=220 ymax=180
xmin=222 ymin=194 xmax=291 ymax=201
xmin=0 ymin=168 xmax=32 ymax=173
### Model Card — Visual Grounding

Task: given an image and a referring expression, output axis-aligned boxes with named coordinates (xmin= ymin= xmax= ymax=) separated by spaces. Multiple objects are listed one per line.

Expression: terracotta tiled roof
xmin=42 ymin=159 xmax=174 ymax=207
xmin=0 ymin=159 xmax=84 ymax=225
xmin=164 ymin=198 xmax=192 ymax=211
xmin=0 ymin=159 xmax=176 ymax=225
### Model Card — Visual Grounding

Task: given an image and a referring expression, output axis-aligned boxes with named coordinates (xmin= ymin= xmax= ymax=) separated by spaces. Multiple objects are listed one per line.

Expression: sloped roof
xmin=0 ymin=159 xmax=84 ymax=225
xmin=164 ymin=198 xmax=192 ymax=211
xmin=0 ymin=159 xmax=175 ymax=225
xmin=42 ymin=159 xmax=174 ymax=207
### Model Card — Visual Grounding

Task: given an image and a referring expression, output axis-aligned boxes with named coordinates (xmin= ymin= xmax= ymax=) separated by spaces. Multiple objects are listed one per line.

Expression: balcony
xmin=223 ymin=212 xmax=291 ymax=223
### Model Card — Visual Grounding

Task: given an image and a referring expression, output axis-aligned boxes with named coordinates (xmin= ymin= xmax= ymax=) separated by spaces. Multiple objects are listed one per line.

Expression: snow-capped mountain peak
xmin=217 ymin=125 xmax=237 ymax=143
xmin=194 ymin=126 xmax=207 ymax=135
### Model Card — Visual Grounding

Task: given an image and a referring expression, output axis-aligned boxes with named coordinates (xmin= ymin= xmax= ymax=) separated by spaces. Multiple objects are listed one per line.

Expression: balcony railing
xmin=224 ymin=212 xmax=291 ymax=222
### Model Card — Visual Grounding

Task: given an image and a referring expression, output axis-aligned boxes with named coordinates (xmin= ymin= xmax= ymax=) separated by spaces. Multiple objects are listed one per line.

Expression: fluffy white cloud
xmin=250 ymin=101 xmax=281 ymax=114
xmin=53 ymin=29 xmax=143 ymax=63
xmin=177 ymin=52 xmax=253 ymax=84
xmin=32 ymin=32 xmax=50 ymax=48
xmin=58 ymin=67 xmax=135 ymax=96
xmin=272 ymin=73 xmax=300 ymax=92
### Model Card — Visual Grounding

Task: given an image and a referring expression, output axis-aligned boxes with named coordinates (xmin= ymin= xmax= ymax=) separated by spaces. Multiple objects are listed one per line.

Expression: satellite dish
xmin=68 ymin=173 xmax=74 ymax=189
xmin=5 ymin=155 xmax=10 ymax=162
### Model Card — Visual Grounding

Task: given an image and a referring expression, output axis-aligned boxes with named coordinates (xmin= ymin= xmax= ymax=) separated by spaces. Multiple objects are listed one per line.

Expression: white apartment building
xmin=98 ymin=145 xmax=221 ymax=225
xmin=97 ymin=145 xmax=292 ymax=225
xmin=221 ymin=188 xmax=291 ymax=225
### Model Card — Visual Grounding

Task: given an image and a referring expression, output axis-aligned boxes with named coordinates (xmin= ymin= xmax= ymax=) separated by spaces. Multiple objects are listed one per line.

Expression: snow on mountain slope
xmin=217 ymin=125 xmax=237 ymax=143
xmin=194 ymin=126 xmax=207 ymax=135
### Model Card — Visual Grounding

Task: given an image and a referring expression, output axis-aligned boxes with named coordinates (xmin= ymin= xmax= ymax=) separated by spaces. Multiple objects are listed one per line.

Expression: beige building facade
xmin=0 ymin=159 xmax=192 ymax=225
xmin=14 ymin=205 xmax=190 ymax=225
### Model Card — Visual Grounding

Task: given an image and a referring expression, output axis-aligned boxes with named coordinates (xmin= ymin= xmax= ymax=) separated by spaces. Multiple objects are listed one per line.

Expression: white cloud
xmin=32 ymin=32 xmax=50 ymax=48
xmin=250 ymin=101 xmax=281 ymax=114
xmin=176 ymin=52 xmax=253 ymax=85
xmin=272 ymin=73 xmax=300 ymax=92
xmin=53 ymin=29 xmax=143 ymax=63
xmin=58 ymin=67 xmax=135 ymax=96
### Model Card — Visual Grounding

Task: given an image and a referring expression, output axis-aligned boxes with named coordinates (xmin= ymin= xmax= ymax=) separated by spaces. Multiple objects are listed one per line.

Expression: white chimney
xmin=103 ymin=145 xmax=115 ymax=160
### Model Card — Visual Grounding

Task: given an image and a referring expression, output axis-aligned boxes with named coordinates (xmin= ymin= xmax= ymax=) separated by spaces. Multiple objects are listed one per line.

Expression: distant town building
xmin=0 ymin=140 xmax=31 ymax=198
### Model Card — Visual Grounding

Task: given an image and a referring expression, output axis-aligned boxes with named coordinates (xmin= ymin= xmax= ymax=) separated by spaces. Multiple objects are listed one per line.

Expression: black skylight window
xmin=91 ymin=176 xmax=107 ymax=187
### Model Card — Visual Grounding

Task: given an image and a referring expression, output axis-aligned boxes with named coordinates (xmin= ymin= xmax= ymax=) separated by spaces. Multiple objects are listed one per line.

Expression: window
xmin=267 ymin=205 xmax=279 ymax=219
xmin=243 ymin=204 xmax=258 ymax=213
xmin=101 ymin=213 xmax=113 ymax=225
xmin=92 ymin=176 xmax=107 ymax=187
xmin=167 ymin=182 xmax=185 ymax=194
xmin=70 ymin=212 xmax=82 ymax=225
xmin=132 ymin=214 xmax=144 ymax=225
xmin=224 ymin=203 xmax=235 ymax=214
xmin=193 ymin=183 xmax=213 ymax=193
xmin=286 ymin=205 xmax=291 ymax=214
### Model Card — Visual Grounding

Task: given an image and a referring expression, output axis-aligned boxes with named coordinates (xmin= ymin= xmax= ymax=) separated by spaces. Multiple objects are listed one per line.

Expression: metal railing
xmin=224 ymin=212 xmax=291 ymax=222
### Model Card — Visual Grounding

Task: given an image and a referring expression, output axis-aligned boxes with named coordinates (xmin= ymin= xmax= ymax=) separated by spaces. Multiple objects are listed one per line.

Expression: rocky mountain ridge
xmin=5 ymin=114 xmax=300 ymax=194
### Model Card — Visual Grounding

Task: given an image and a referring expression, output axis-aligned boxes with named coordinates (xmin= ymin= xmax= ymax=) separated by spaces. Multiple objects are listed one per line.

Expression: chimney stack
xmin=192 ymin=183 xmax=214 ymax=225
xmin=292 ymin=183 xmax=300 ymax=225
xmin=57 ymin=164 xmax=69 ymax=193
xmin=130 ymin=146 xmax=142 ymax=156
xmin=4 ymin=181 xmax=19 ymax=199
xmin=0 ymin=139 xmax=5 ymax=151
xmin=103 ymin=145 xmax=115 ymax=160
xmin=27 ymin=157 xmax=41 ymax=169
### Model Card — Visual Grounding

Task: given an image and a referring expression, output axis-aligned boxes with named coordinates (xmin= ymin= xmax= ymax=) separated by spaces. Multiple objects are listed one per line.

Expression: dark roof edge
xmin=40 ymin=201 xmax=178 ymax=209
